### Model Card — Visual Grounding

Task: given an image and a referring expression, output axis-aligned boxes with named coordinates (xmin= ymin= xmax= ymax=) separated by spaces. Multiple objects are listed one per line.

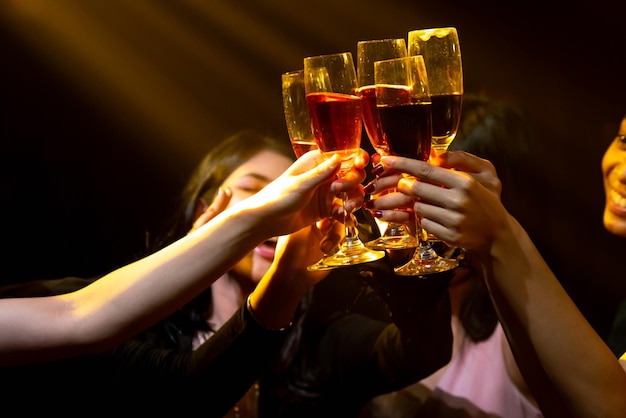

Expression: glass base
xmin=366 ymin=234 xmax=418 ymax=250
xmin=394 ymin=255 xmax=458 ymax=276
xmin=366 ymin=223 xmax=418 ymax=250
xmin=307 ymin=238 xmax=385 ymax=271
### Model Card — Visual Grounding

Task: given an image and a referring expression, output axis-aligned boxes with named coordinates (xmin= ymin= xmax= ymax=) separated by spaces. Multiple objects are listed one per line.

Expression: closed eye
xmin=233 ymin=174 xmax=271 ymax=194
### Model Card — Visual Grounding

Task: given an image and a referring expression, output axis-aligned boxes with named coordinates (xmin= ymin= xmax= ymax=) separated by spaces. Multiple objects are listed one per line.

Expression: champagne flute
xmin=356 ymin=38 xmax=417 ymax=250
xmin=304 ymin=52 xmax=385 ymax=270
xmin=374 ymin=55 xmax=458 ymax=275
xmin=281 ymin=69 xmax=318 ymax=158
xmin=408 ymin=27 xmax=463 ymax=156
xmin=408 ymin=27 xmax=464 ymax=250
xmin=282 ymin=68 xmax=342 ymax=272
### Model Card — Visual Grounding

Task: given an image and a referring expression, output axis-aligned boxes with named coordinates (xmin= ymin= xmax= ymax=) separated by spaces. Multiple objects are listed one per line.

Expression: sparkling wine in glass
xmin=356 ymin=38 xmax=417 ymax=251
xmin=304 ymin=52 xmax=385 ymax=270
xmin=282 ymin=68 xmax=340 ymax=271
xmin=281 ymin=69 xmax=318 ymax=158
xmin=408 ymin=27 xmax=464 ymax=248
xmin=374 ymin=55 xmax=458 ymax=275
xmin=408 ymin=27 xmax=463 ymax=156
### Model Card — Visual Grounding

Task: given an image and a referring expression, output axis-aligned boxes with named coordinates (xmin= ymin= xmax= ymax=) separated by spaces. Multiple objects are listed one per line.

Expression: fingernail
xmin=364 ymin=199 xmax=374 ymax=209
xmin=372 ymin=210 xmax=383 ymax=218
xmin=371 ymin=164 xmax=384 ymax=176
xmin=363 ymin=183 xmax=375 ymax=195
xmin=321 ymin=240 xmax=336 ymax=255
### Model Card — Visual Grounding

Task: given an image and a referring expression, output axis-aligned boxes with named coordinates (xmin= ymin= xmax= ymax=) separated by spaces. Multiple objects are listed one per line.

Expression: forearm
xmin=74 ymin=206 xmax=271 ymax=343
xmin=247 ymin=252 xmax=315 ymax=331
xmin=0 ymin=205 xmax=269 ymax=365
xmin=481 ymin=215 xmax=626 ymax=417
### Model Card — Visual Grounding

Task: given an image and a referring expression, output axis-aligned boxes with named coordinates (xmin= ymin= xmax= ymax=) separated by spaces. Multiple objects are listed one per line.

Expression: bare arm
xmin=369 ymin=151 xmax=626 ymax=418
xmin=0 ymin=149 xmax=367 ymax=366
xmin=482 ymin=213 xmax=626 ymax=418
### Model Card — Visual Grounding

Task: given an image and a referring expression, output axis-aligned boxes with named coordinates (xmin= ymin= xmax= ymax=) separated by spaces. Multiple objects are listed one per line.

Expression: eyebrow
xmin=238 ymin=173 xmax=273 ymax=182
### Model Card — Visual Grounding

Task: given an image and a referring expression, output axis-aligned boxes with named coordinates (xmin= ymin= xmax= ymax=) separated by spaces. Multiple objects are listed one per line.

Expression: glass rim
xmin=303 ymin=51 xmax=352 ymax=61
xmin=282 ymin=69 xmax=304 ymax=78
xmin=357 ymin=38 xmax=406 ymax=44
xmin=408 ymin=26 xmax=458 ymax=34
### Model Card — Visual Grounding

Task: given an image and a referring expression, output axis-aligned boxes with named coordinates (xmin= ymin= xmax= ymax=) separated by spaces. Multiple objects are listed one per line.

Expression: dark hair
xmin=151 ymin=130 xmax=294 ymax=252
xmin=140 ymin=130 xmax=294 ymax=349
xmin=450 ymin=93 xmax=535 ymax=341
xmin=450 ymin=93 xmax=534 ymax=189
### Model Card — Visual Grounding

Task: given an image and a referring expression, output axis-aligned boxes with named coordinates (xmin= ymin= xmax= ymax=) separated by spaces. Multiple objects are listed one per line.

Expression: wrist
xmin=246 ymin=295 xmax=293 ymax=332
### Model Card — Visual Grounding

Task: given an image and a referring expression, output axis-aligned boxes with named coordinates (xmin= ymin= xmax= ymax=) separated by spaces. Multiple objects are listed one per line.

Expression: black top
xmin=607 ymin=298 xmax=626 ymax=358
xmin=258 ymin=258 xmax=453 ymax=417
xmin=0 ymin=278 xmax=286 ymax=416
xmin=0 ymin=212 xmax=454 ymax=417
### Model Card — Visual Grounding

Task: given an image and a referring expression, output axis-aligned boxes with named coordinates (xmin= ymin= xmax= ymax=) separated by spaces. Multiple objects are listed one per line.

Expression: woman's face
xmin=217 ymin=149 xmax=294 ymax=288
xmin=602 ymin=116 xmax=626 ymax=238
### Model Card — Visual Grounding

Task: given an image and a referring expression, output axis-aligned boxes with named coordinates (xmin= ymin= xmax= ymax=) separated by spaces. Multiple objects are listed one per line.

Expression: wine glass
xmin=408 ymin=27 xmax=464 ymax=251
xmin=356 ymin=38 xmax=417 ymax=251
xmin=282 ymin=69 xmax=334 ymax=271
xmin=281 ymin=69 xmax=318 ymax=158
xmin=408 ymin=27 xmax=463 ymax=156
xmin=373 ymin=55 xmax=458 ymax=275
xmin=303 ymin=52 xmax=385 ymax=270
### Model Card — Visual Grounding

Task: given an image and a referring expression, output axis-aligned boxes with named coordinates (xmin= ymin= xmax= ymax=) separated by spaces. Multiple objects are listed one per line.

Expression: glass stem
xmin=382 ymin=187 xmax=407 ymax=237
xmin=414 ymin=203 xmax=437 ymax=261
xmin=340 ymin=191 xmax=361 ymax=253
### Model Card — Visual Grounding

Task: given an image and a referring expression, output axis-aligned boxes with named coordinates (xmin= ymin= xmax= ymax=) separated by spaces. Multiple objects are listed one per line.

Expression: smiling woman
xmin=142 ymin=130 xmax=295 ymax=349
xmin=602 ymin=118 xmax=626 ymax=239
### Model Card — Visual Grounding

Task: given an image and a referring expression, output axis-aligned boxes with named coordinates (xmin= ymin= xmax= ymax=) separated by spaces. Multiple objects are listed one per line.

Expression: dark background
xmin=1 ymin=0 xmax=625 ymax=337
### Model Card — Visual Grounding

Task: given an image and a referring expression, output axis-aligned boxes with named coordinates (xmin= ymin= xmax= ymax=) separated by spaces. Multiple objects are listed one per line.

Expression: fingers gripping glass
xmin=407 ymin=26 xmax=464 ymax=266
xmin=356 ymin=38 xmax=418 ymax=251
xmin=373 ymin=55 xmax=458 ymax=275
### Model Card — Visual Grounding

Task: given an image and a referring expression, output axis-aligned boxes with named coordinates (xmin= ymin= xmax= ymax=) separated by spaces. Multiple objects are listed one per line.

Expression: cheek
xmin=250 ymin=256 xmax=273 ymax=282
xmin=601 ymin=146 xmax=617 ymax=176
xmin=602 ymin=145 xmax=626 ymax=181
xmin=601 ymin=153 xmax=612 ymax=180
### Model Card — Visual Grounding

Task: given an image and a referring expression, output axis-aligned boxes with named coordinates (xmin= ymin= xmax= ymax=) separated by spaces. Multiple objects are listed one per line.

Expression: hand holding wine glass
xmin=356 ymin=38 xmax=417 ymax=251
xmin=373 ymin=55 xmax=458 ymax=275
xmin=282 ymin=68 xmax=350 ymax=270
xmin=408 ymin=27 xmax=463 ymax=156
xmin=408 ymin=27 xmax=463 ymax=253
xmin=303 ymin=51 xmax=385 ymax=270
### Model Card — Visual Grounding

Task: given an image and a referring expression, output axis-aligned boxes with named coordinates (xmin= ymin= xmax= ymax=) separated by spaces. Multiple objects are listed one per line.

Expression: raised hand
xmin=238 ymin=148 xmax=369 ymax=238
xmin=367 ymin=150 xmax=509 ymax=256
xmin=189 ymin=187 xmax=233 ymax=234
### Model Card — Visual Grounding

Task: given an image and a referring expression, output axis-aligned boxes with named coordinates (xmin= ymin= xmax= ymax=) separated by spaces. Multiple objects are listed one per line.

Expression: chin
xmin=250 ymin=255 xmax=274 ymax=283
xmin=604 ymin=210 xmax=626 ymax=238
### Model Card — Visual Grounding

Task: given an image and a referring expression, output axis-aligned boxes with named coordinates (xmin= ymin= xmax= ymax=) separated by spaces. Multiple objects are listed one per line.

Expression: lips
xmin=254 ymin=238 xmax=277 ymax=259
xmin=608 ymin=188 xmax=626 ymax=215
xmin=606 ymin=171 xmax=626 ymax=216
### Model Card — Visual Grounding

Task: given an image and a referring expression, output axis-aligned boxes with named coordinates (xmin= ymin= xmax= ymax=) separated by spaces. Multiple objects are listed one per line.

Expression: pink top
xmin=418 ymin=323 xmax=543 ymax=418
